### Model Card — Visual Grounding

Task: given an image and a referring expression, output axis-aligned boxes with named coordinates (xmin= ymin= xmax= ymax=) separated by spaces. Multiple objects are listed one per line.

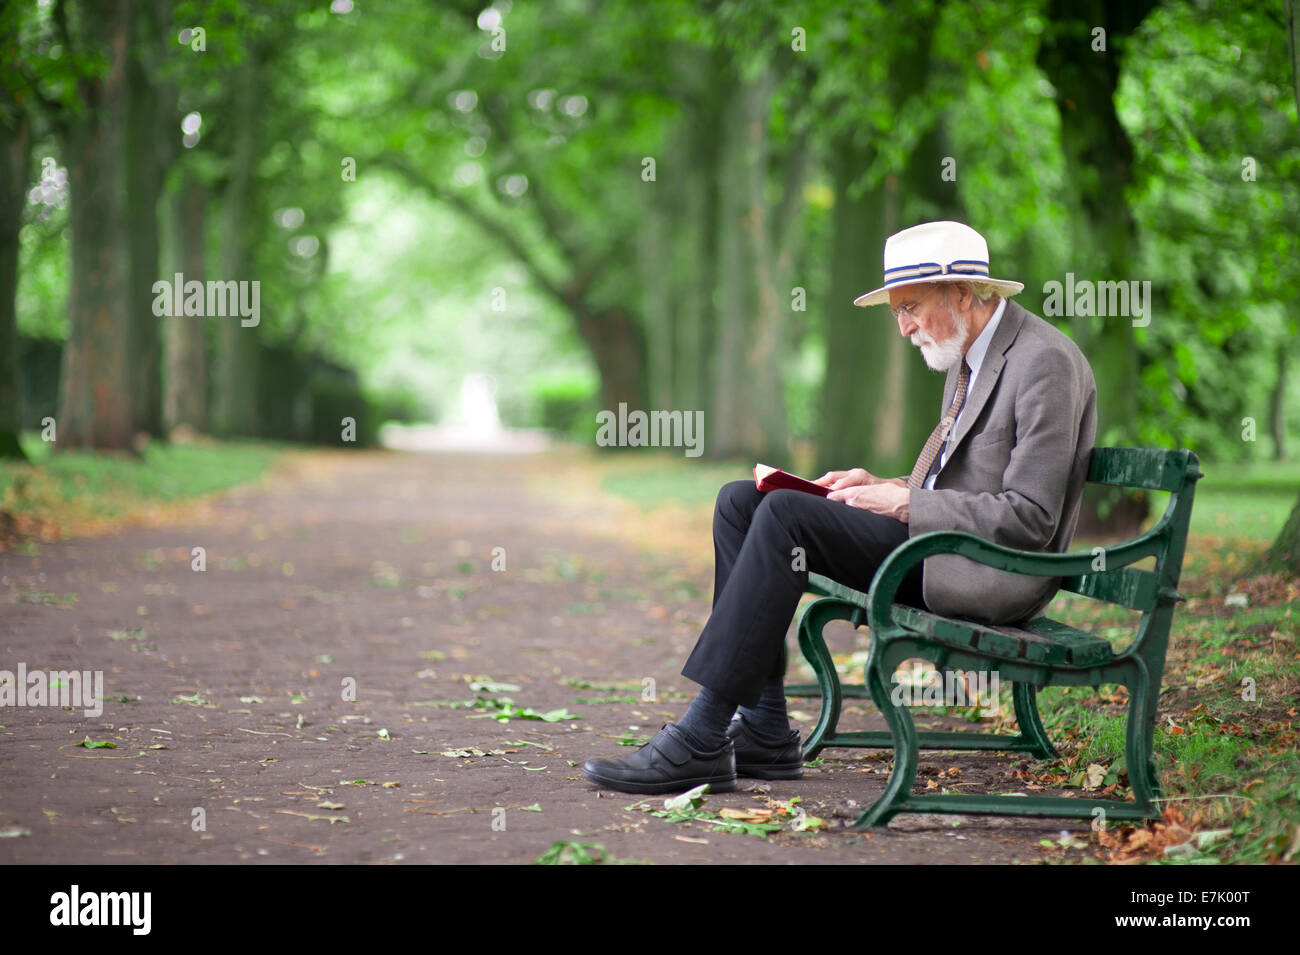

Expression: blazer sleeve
xmin=908 ymin=344 xmax=1093 ymax=551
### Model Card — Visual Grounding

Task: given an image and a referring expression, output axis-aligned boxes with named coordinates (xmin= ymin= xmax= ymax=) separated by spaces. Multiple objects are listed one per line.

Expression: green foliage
xmin=1118 ymin=2 xmax=1300 ymax=460
xmin=531 ymin=370 xmax=600 ymax=439
xmin=4 ymin=0 xmax=1298 ymax=504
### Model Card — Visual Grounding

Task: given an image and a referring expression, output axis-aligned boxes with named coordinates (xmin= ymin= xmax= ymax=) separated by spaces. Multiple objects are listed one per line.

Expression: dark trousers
xmin=680 ymin=481 xmax=926 ymax=707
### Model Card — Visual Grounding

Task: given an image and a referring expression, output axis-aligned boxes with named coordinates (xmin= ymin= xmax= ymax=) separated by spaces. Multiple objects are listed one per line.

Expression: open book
xmin=753 ymin=463 xmax=830 ymax=497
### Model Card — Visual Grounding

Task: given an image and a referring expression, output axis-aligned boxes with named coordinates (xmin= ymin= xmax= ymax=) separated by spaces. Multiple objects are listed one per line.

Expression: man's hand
xmin=813 ymin=468 xmax=907 ymax=491
xmin=813 ymin=467 xmax=881 ymax=490
xmin=827 ymin=482 xmax=910 ymax=522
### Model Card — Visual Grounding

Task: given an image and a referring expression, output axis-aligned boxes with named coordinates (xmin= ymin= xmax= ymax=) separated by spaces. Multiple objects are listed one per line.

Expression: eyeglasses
xmin=891 ymin=301 xmax=920 ymax=321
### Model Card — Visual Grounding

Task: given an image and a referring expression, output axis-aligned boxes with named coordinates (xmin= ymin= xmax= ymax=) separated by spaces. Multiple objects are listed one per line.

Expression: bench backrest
xmin=1057 ymin=447 xmax=1202 ymax=612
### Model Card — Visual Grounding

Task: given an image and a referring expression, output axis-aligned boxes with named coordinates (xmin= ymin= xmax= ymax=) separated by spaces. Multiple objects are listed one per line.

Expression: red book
xmin=753 ymin=463 xmax=830 ymax=497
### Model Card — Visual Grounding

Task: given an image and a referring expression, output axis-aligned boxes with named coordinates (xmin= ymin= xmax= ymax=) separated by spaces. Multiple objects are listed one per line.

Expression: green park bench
xmin=785 ymin=446 xmax=1203 ymax=828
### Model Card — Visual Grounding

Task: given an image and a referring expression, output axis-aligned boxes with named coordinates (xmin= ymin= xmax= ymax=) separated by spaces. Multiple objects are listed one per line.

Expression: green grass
xmin=1 ymin=433 xmax=284 ymax=529
xmin=1184 ymin=459 xmax=1300 ymax=541
xmin=1036 ymin=582 xmax=1298 ymax=863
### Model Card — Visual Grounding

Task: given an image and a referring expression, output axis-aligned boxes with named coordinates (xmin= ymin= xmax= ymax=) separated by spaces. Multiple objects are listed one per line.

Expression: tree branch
xmin=372 ymin=151 xmax=574 ymax=312
xmin=477 ymin=94 xmax=587 ymax=273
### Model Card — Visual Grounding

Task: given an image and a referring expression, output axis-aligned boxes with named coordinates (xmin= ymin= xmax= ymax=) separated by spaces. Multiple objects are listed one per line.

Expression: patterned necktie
xmin=908 ymin=359 xmax=971 ymax=490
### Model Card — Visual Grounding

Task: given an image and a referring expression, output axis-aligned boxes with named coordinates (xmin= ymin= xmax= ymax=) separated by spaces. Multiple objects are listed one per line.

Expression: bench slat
xmin=1060 ymin=566 xmax=1159 ymax=611
xmin=1088 ymin=446 xmax=1189 ymax=491
xmin=1020 ymin=617 xmax=1117 ymax=666
xmin=892 ymin=605 xmax=1113 ymax=667
xmin=807 ymin=573 xmax=1115 ymax=667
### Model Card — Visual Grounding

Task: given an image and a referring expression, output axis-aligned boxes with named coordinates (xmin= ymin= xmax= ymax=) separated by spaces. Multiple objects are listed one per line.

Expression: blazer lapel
xmin=945 ymin=299 xmax=1026 ymax=455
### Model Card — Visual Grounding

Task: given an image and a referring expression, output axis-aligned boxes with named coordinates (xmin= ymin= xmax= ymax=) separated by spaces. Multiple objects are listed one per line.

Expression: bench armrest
xmin=865 ymin=529 xmax=1167 ymax=632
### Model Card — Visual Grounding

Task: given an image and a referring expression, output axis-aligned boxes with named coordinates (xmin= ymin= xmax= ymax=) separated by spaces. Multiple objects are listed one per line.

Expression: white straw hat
xmin=852 ymin=220 xmax=1024 ymax=307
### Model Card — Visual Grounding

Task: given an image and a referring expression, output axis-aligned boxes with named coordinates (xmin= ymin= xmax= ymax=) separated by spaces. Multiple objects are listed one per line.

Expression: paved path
xmin=0 ymin=449 xmax=1072 ymax=864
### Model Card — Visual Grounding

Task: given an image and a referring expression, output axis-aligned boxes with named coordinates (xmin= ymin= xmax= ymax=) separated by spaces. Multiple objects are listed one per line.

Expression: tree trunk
xmin=709 ymin=59 xmax=788 ymax=462
xmin=1262 ymin=495 xmax=1300 ymax=576
xmin=1272 ymin=342 xmax=1289 ymax=460
xmin=1278 ymin=0 xmax=1299 ymax=464
xmin=57 ymin=0 xmax=134 ymax=451
xmin=638 ymin=162 xmax=673 ymax=413
xmin=212 ymin=53 xmax=261 ymax=437
xmin=672 ymin=50 xmax=723 ymax=427
xmin=574 ymin=304 xmax=647 ymax=415
xmin=0 ymin=107 xmax=30 ymax=459
xmin=739 ymin=62 xmax=790 ymax=463
xmin=819 ymin=137 xmax=893 ymax=475
xmin=164 ymin=175 xmax=208 ymax=434
xmin=124 ymin=0 xmax=168 ymax=437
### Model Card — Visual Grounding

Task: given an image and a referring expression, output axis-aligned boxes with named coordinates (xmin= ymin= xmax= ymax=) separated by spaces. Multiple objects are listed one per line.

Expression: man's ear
xmin=953 ymin=281 xmax=974 ymax=310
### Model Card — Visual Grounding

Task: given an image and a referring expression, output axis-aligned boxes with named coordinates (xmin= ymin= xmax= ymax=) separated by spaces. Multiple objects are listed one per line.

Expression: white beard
xmin=911 ymin=308 xmax=968 ymax=372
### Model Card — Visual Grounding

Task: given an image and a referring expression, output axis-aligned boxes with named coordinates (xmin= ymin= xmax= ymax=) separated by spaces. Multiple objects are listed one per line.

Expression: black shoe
xmin=726 ymin=715 xmax=803 ymax=779
xmin=580 ymin=723 xmax=737 ymax=795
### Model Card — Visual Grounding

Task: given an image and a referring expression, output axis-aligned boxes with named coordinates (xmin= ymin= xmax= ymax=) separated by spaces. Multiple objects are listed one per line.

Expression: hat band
xmin=883 ymin=259 xmax=990 ymax=286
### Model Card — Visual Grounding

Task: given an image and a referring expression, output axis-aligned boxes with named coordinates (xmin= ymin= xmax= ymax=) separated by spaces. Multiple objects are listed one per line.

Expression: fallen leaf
xmin=664 ymin=784 xmax=709 ymax=811
xmin=440 ymin=748 xmax=506 ymax=758
xmin=718 ymin=807 xmax=774 ymax=822
xmin=272 ymin=810 xmax=350 ymax=824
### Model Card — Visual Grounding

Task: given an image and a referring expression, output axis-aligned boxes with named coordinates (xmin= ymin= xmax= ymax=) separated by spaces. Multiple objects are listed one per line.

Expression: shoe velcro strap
xmin=654 ymin=729 xmax=696 ymax=766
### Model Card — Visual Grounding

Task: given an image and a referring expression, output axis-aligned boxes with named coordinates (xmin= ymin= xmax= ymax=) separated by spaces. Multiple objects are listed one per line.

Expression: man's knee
xmin=716 ymin=479 xmax=763 ymax=520
xmin=752 ymin=488 xmax=806 ymax=535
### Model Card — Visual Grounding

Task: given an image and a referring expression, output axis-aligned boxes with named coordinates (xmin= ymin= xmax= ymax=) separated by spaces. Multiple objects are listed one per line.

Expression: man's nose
xmin=897 ymin=312 xmax=917 ymax=337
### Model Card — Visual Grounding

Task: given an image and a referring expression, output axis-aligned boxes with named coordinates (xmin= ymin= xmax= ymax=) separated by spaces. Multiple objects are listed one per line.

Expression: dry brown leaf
xmin=718 ymin=807 xmax=773 ymax=822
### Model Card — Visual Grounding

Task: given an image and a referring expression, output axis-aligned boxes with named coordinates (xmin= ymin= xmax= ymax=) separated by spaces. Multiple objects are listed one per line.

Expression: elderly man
xmin=581 ymin=221 xmax=1097 ymax=795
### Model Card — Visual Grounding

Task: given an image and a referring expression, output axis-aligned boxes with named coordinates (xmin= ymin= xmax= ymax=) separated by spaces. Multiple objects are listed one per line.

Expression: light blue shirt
xmin=922 ymin=296 xmax=1006 ymax=490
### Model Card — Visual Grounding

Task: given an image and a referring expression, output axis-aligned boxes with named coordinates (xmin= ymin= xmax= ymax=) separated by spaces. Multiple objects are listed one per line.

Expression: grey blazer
xmin=907 ymin=298 xmax=1097 ymax=624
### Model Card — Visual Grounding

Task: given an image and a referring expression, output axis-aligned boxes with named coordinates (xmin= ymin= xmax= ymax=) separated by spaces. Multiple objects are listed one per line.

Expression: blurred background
xmin=0 ymin=0 xmax=1298 ymax=554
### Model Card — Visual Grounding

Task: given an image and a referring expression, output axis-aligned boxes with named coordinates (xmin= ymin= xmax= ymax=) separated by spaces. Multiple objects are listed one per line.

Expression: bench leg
xmin=791 ymin=597 xmax=857 ymax=761
xmin=854 ymin=651 xmax=919 ymax=828
xmin=1012 ymin=682 xmax=1057 ymax=760
xmin=1124 ymin=658 xmax=1164 ymax=815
